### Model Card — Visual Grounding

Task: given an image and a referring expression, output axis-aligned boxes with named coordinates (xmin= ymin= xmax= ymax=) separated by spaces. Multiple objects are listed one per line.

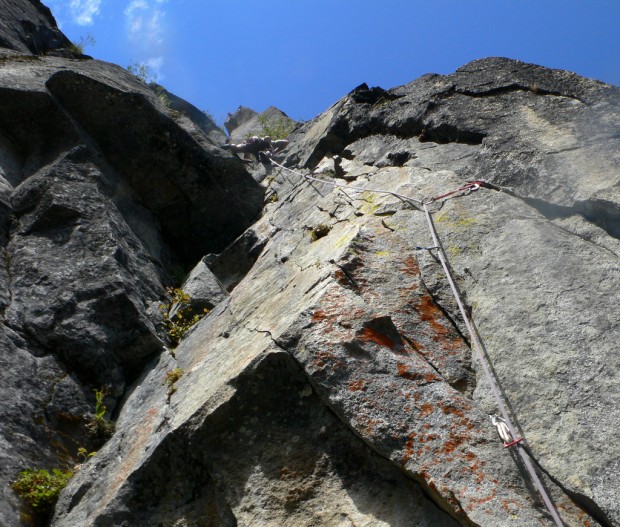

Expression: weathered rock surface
xmin=0 ymin=0 xmax=70 ymax=54
xmin=50 ymin=57 xmax=620 ymax=527
xmin=3 ymin=4 xmax=620 ymax=525
xmin=225 ymin=104 xmax=297 ymax=141
xmin=151 ymin=83 xmax=228 ymax=145
xmin=0 ymin=9 xmax=263 ymax=525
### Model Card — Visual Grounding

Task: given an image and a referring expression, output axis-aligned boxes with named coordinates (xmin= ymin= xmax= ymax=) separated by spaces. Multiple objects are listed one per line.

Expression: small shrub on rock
xmin=160 ymin=288 xmax=208 ymax=347
xmin=309 ymin=224 xmax=332 ymax=242
xmin=12 ymin=468 xmax=73 ymax=517
xmin=164 ymin=367 xmax=184 ymax=402
xmin=85 ymin=387 xmax=116 ymax=447
xmin=257 ymin=115 xmax=295 ymax=140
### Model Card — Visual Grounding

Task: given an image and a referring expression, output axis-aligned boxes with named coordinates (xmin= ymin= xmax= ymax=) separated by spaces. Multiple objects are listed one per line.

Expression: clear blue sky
xmin=44 ymin=0 xmax=620 ymax=126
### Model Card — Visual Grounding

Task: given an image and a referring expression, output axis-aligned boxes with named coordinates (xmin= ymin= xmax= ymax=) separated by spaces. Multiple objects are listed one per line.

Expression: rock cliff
xmin=225 ymin=105 xmax=297 ymax=142
xmin=1 ymin=3 xmax=620 ymax=527
xmin=0 ymin=4 xmax=263 ymax=526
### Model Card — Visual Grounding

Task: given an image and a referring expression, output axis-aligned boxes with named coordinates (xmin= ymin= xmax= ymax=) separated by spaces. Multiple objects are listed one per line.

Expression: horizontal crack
xmin=455 ymin=84 xmax=588 ymax=105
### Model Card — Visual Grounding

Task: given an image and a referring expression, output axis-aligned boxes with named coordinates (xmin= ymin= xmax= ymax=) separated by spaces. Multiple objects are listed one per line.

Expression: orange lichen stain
xmin=348 ymin=379 xmax=366 ymax=391
xmin=470 ymin=460 xmax=484 ymax=483
xmin=402 ymin=432 xmax=417 ymax=463
xmin=401 ymin=255 xmax=420 ymax=276
xmin=445 ymin=492 xmax=466 ymax=516
xmin=312 ymin=351 xmax=345 ymax=371
xmin=357 ymin=417 xmax=381 ymax=436
xmin=358 ymin=326 xmax=395 ymax=349
xmin=416 ymin=432 xmax=439 ymax=445
xmin=415 ymin=295 xmax=464 ymax=351
xmin=417 ymin=295 xmax=448 ymax=331
xmin=399 ymin=364 xmax=440 ymax=385
xmin=501 ymin=498 xmax=519 ymax=513
xmin=311 ymin=309 xmax=327 ymax=322
xmin=405 ymin=334 xmax=425 ymax=351
xmin=334 ymin=269 xmax=354 ymax=289
xmin=439 ymin=403 xmax=465 ymax=418
xmin=468 ymin=489 xmax=497 ymax=507
xmin=442 ymin=438 xmax=463 ymax=454
xmin=579 ymin=517 xmax=592 ymax=527
xmin=418 ymin=402 xmax=435 ymax=419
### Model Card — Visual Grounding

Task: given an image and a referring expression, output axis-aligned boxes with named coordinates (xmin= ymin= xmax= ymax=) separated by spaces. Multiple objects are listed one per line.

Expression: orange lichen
xmin=313 ymin=351 xmax=332 ymax=367
xmin=468 ymin=489 xmax=497 ymax=506
xmin=348 ymin=379 xmax=366 ymax=391
xmin=396 ymin=362 xmax=439 ymax=384
xmin=464 ymin=451 xmax=476 ymax=462
xmin=358 ymin=326 xmax=395 ymax=349
xmin=402 ymin=432 xmax=417 ymax=463
xmin=442 ymin=438 xmax=463 ymax=454
xmin=401 ymin=255 xmax=420 ymax=276
xmin=414 ymin=295 xmax=466 ymax=353
xmin=418 ymin=402 xmax=434 ymax=419
xmin=311 ymin=309 xmax=328 ymax=322
xmin=439 ymin=403 xmax=465 ymax=418
xmin=501 ymin=498 xmax=520 ymax=514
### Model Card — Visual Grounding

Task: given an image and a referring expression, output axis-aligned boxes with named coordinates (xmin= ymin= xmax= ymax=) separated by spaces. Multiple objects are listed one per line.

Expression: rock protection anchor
xmin=490 ymin=415 xmax=524 ymax=448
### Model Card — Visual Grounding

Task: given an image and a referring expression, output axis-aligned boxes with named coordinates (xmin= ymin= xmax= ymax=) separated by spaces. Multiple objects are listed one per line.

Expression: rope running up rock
xmin=269 ymin=157 xmax=564 ymax=526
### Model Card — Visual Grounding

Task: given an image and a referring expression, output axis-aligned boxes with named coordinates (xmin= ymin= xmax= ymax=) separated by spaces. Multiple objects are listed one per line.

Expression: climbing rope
xmin=269 ymin=157 xmax=487 ymax=206
xmin=423 ymin=203 xmax=564 ymax=527
xmin=269 ymin=158 xmax=426 ymax=205
xmin=269 ymin=156 xmax=564 ymax=525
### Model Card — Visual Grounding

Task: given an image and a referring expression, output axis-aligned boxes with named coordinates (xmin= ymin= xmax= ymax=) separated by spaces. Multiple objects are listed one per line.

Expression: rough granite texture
xmin=225 ymin=105 xmax=297 ymax=142
xmin=2 ymin=5 xmax=620 ymax=526
xmin=49 ymin=58 xmax=620 ymax=527
xmin=0 ymin=0 xmax=70 ymax=54
xmin=0 ymin=15 xmax=263 ymax=525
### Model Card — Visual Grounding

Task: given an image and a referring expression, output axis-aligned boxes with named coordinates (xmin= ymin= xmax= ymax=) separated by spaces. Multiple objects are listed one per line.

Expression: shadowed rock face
xmin=47 ymin=56 xmax=620 ymax=527
xmin=2 ymin=4 xmax=620 ymax=526
xmin=0 ymin=0 xmax=70 ymax=54
xmin=0 ymin=9 xmax=263 ymax=526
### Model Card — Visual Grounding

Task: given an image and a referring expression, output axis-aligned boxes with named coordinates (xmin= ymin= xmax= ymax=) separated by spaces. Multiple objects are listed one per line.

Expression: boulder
xmin=180 ymin=258 xmax=228 ymax=312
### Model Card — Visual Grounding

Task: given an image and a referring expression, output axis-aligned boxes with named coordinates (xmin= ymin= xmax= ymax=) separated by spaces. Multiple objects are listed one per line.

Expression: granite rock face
xmin=49 ymin=57 xmax=620 ymax=527
xmin=0 ymin=13 xmax=263 ymax=526
xmin=0 ymin=0 xmax=70 ymax=54
xmin=2 ymin=4 xmax=620 ymax=525
xmin=225 ymin=104 xmax=297 ymax=141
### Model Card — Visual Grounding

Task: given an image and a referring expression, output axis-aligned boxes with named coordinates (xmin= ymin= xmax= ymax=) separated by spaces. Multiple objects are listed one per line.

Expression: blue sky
xmin=44 ymin=1 xmax=620 ymax=126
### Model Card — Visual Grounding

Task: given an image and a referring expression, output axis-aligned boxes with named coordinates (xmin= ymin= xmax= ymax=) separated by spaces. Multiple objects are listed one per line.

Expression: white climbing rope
xmin=270 ymin=156 xmax=564 ymax=525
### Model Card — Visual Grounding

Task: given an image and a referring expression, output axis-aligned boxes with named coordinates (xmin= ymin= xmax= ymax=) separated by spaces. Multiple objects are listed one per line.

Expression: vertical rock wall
xmin=1 ymin=3 xmax=620 ymax=525
xmin=0 ymin=29 xmax=263 ymax=527
xmin=53 ymin=59 xmax=620 ymax=526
